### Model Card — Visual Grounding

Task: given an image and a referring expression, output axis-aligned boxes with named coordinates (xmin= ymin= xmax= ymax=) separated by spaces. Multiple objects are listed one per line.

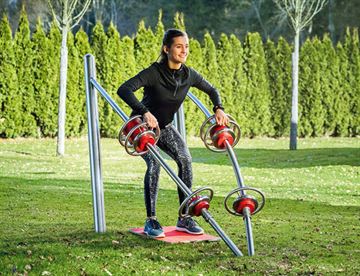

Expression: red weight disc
xmin=210 ymin=125 xmax=226 ymax=136
xmin=216 ymin=132 xmax=234 ymax=148
xmin=234 ymin=198 xmax=257 ymax=214
xmin=136 ymin=134 xmax=156 ymax=152
xmin=123 ymin=117 xmax=145 ymax=142
xmin=193 ymin=200 xmax=210 ymax=217
xmin=210 ymin=125 xmax=234 ymax=149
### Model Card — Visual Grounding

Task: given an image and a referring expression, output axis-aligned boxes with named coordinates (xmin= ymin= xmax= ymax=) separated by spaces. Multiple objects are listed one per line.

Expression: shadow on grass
xmin=0 ymin=175 xmax=141 ymax=190
xmin=1 ymin=174 xmax=360 ymax=275
xmin=1 ymin=196 xmax=359 ymax=266
xmin=190 ymin=147 xmax=360 ymax=168
xmin=2 ymin=174 xmax=359 ymax=253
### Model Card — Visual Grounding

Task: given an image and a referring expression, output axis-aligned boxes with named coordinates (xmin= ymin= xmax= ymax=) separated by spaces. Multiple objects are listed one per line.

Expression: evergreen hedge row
xmin=0 ymin=10 xmax=359 ymax=138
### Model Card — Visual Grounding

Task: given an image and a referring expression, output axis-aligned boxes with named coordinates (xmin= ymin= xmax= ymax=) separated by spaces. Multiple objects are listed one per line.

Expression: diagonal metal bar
xmin=147 ymin=144 xmax=243 ymax=256
xmin=84 ymin=54 xmax=243 ymax=257
xmin=188 ymin=91 xmax=256 ymax=256
xmin=225 ymin=140 xmax=255 ymax=256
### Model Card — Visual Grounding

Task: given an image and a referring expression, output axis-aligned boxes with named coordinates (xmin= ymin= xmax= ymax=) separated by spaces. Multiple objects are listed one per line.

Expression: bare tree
xmin=252 ymin=0 xmax=268 ymax=38
xmin=47 ymin=0 xmax=91 ymax=156
xmin=273 ymin=0 xmax=327 ymax=150
xmin=91 ymin=0 xmax=104 ymax=21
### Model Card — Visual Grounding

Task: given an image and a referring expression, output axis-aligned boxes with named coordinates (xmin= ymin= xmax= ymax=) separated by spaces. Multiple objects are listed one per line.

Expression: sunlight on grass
xmin=0 ymin=137 xmax=359 ymax=275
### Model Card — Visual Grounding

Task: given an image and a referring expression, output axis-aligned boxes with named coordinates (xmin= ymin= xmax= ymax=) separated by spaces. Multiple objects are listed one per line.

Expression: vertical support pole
xmin=225 ymin=140 xmax=255 ymax=256
xmin=84 ymin=54 xmax=106 ymax=233
xmin=147 ymin=144 xmax=243 ymax=257
xmin=174 ymin=104 xmax=186 ymax=142
xmin=243 ymin=208 xmax=255 ymax=256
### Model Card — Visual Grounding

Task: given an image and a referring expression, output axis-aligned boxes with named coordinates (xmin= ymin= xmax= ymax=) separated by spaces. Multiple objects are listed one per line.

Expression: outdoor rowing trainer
xmin=84 ymin=54 xmax=243 ymax=257
xmin=187 ymin=92 xmax=265 ymax=256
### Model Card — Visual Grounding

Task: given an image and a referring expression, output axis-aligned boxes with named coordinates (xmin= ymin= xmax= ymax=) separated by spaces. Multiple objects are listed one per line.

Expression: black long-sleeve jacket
xmin=117 ymin=61 xmax=222 ymax=129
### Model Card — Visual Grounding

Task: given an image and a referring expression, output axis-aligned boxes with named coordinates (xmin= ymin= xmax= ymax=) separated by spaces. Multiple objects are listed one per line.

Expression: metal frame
xmin=84 ymin=54 xmax=106 ymax=233
xmin=173 ymin=104 xmax=186 ymax=142
xmin=187 ymin=91 xmax=257 ymax=256
xmin=84 ymin=54 xmax=243 ymax=257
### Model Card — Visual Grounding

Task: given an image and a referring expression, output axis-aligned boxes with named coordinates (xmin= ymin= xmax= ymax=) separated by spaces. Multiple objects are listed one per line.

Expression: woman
xmin=117 ymin=29 xmax=228 ymax=238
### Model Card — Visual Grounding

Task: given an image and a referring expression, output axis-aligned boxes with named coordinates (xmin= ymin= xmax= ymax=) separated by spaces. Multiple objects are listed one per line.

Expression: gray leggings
xmin=141 ymin=125 xmax=192 ymax=217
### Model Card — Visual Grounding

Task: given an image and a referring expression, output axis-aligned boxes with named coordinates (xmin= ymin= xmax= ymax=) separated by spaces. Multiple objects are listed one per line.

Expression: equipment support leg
xmin=225 ymin=140 xmax=255 ymax=256
xmin=84 ymin=54 xmax=106 ymax=233
xmin=201 ymin=209 xmax=243 ymax=256
xmin=83 ymin=54 xmax=243 ymax=256
xmin=147 ymin=144 xmax=243 ymax=257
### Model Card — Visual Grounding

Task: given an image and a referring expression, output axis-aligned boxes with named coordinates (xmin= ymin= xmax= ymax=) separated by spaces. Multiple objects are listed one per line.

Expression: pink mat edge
xmin=129 ymin=226 xmax=221 ymax=243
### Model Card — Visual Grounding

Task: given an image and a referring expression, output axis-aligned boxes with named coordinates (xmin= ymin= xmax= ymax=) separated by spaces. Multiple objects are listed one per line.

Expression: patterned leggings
xmin=141 ymin=125 xmax=192 ymax=217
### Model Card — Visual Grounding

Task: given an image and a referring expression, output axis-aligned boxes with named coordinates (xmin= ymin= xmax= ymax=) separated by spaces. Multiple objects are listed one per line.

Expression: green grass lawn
xmin=0 ymin=137 xmax=359 ymax=275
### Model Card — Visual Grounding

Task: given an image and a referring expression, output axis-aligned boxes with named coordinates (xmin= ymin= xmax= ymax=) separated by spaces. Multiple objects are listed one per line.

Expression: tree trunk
xmin=290 ymin=31 xmax=299 ymax=150
xmin=328 ymin=0 xmax=335 ymax=43
xmin=56 ymin=27 xmax=68 ymax=156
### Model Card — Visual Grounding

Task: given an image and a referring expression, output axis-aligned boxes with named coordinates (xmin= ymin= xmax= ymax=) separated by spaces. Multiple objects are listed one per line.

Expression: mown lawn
xmin=0 ymin=137 xmax=359 ymax=275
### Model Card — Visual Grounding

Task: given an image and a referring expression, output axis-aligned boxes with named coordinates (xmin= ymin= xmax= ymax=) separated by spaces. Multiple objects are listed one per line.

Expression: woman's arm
xmin=191 ymin=69 xmax=229 ymax=125
xmin=117 ymin=67 xmax=153 ymax=115
xmin=117 ymin=66 xmax=159 ymax=128
xmin=192 ymin=75 xmax=222 ymax=108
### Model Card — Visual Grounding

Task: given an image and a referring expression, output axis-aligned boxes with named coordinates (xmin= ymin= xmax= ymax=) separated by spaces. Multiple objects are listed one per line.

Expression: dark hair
xmin=158 ymin=29 xmax=187 ymax=63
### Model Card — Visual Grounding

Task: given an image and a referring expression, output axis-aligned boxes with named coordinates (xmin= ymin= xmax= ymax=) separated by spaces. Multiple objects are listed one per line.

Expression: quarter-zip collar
xmin=172 ymin=70 xmax=179 ymax=96
xmin=155 ymin=61 xmax=190 ymax=97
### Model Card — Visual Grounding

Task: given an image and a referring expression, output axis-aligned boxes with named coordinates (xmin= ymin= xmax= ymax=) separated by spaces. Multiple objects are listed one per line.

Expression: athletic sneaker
xmin=144 ymin=218 xmax=165 ymax=238
xmin=176 ymin=216 xmax=204 ymax=235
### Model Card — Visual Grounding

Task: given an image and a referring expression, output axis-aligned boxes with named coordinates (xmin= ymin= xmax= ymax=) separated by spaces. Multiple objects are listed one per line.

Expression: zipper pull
xmin=172 ymin=71 xmax=179 ymax=96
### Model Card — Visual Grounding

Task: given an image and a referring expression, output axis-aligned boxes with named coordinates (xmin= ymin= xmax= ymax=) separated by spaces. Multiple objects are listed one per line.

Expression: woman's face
xmin=165 ymin=35 xmax=189 ymax=67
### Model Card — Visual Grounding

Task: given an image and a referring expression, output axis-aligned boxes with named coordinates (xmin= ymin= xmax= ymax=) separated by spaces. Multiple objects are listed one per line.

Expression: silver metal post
xmin=201 ymin=209 xmax=243 ymax=256
xmin=187 ymin=92 xmax=212 ymax=118
xmin=90 ymin=78 xmax=128 ymax=122
xmin=188 ymin=91 xmax=255 ymax=256
xmin=147 ymin=144 xmax=243 ymax=257
xmin=84 ymin=54 xmax=106 ymax=233
xmin=225 ymin=140 xmax=246 ymax=195
xmin=147 ymin=144 xmax=193 ymax=196
xmin=83 ymin=55 xmax=243 ymax=256
xmin=174 ymin=104 xmax=187 ymax=142
xmin=225 ymin=137 xmax=255 ymax=256
xmin=243 ymin=208 xmax=255 ymax=256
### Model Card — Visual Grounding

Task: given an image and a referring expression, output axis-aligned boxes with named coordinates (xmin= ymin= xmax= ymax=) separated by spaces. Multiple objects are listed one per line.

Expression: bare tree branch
xmin=47 ymin=0 xmax=62 ymax=30
xmin=71 ymin=0 xmax=91 ymax=29
xmin=301 ymin=1 xmax=327 ymax=29
xmin=47 ymin=0 xmax=91 ymax=29
xmin=252 ymin=0 xmax=268 ymax=38
xmin=47 ymin=0 xmax=91 ymax=156
xmin=274 ymin=0 xmax=328 ymax=32
xmin=273 ymin=0 xmax=327 ymax=150
xmin=68 ymin=0 xmax=78 ymax=16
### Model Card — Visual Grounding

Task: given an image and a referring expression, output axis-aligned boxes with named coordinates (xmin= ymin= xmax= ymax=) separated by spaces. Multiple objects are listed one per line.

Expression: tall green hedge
xmin=265 ymin=37 xmax=292 ymax=137
xmin=66 ymin=32 xmax=83 ymax=137
xmin=15 ymin=7 xmax=37 ymax=137
xmin=243 ymin=32 xmax=272 ymax=137
xmin=320 ymin=34 xmax=340 ymax=136
xmin=74 ymin=28 xmax=92 ymax=136
xmin=229 ymin=34 xmax=247 ymax=133
xmin=344 ymin=28 xmax=360 ymax=136
xmin=301 ymin=37 xmax=326 ymax=137
xmin=185 ymin=38 xmax=205 ymax=136
xmin=336 ymin=42 xmax=352 ymax=136
xmin=0 ymin=9 xmax=358 ymax=138
xmin=134 ymin=20 xmax=158 ymax=72
xmin=217 ymin=34 xmax=235 ymax=113
xmin=32 ymin=19 xmax=58 ymax=137
xmin=45 ymin=22 xmax=61 ymax=137
xmin=0 ymin=16 xmax=21 ymax=138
